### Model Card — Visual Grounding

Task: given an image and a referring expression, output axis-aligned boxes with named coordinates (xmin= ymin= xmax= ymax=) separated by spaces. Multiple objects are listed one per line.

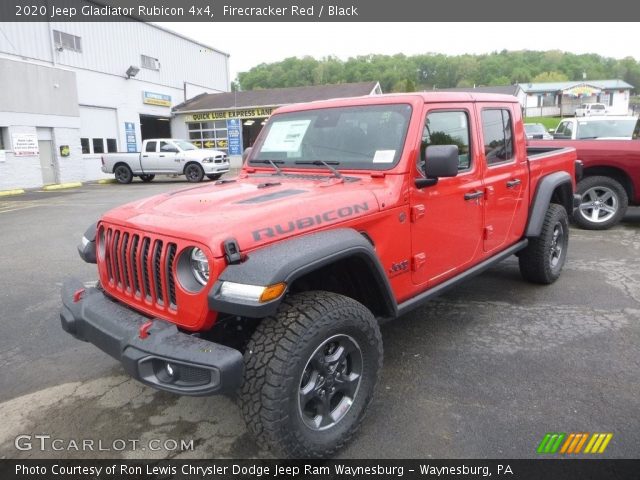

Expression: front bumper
xmin=203 ymin=163 xmax=230 ymax=174
xmin=60 ymin=278 xmax=243 ymax=396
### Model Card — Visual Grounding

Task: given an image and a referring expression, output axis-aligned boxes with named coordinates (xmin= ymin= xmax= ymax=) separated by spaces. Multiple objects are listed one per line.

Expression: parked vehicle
xmin=525 ymin=122 xmax=553 ymax=140
xmin=531 ymin=126 xmax=640 ymax=229
xmin=552 ymin=116 xmax=637 ymax=140
xmin=574 ymin=103 xmax=607 ymax=117
xmin=101 ymin=138 xmax=230 ymax=184
xmin=62 ymin=93 xmax=578 ymax=458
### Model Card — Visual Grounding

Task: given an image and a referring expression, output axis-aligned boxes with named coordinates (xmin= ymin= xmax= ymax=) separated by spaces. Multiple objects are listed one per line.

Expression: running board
xmin=396 ymin=240 xmax=528 ymax=317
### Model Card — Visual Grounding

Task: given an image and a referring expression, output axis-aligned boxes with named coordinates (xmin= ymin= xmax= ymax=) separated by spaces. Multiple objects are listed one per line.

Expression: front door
xmin=477 ymin=106 xmax=528 ymax=253
xmin=38 ymin=140 xmax=57 ymax=185
xmin=410 ymin=106 xmax=484 ymax=287
xmin=158 ymin=140 xmax=179 ymax=171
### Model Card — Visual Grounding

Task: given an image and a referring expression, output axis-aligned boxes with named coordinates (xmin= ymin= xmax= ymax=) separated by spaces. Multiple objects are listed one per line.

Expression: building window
xmin=481 ymin=109 xmax=514 ymax=165
xmin=187 ymin=120 xmax=229 ymax=153
xmin=0 ymin=128 xmax=6 ymax=150
xmin=106 ymin=139 xmax=117 ymax=153
xmin=92 ymin=138 xmax=104 ymax=154
xmin=141 ymin=54 xmax=159 ymax=70
xmin=80 ymin=138 xmax=90 ymax=154
xmin=53 ymin=30 xmax=82 ymax=52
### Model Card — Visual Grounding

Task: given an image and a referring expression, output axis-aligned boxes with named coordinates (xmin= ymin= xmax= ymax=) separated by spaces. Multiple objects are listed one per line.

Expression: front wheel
xmin=239 ymin=291 xmax=382 ymax=458
xmin=573 ymin=176 xmax=628 ymax=230
xmin=519 ymin=203 xmax=569 ymax=285
xmin=184 ymin=163 xmax=205 ymax=183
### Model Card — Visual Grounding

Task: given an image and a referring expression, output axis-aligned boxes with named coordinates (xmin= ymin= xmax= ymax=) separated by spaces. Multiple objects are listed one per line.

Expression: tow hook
xmin=139 ymin=320 xmax=154 ymax=339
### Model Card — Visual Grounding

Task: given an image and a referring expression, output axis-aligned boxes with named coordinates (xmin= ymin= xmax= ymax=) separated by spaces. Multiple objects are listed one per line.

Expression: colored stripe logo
xmin=537 ymin=433 xmax=612 ymax=454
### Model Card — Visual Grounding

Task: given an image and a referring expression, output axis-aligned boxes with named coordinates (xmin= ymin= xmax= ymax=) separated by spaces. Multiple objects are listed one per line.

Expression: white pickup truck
xmin=101 ymin=138 xmax=230 ymax=184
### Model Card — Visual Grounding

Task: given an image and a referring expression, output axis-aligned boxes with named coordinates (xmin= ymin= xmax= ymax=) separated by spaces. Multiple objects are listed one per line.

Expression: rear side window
xmin=145 ymin=141 xmax=157 ymax=152
xmin=421 ymin=110 xmax=472 ymax=172
xmin=481 ymin=109 xmax=514 ymax=165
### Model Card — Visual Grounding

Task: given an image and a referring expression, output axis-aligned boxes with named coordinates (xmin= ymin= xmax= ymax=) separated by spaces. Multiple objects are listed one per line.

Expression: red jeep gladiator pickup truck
xmin=61 ymin=93 xmax=579 ymax=458
xmin=530 ymin=119 xmax=640 ymax=229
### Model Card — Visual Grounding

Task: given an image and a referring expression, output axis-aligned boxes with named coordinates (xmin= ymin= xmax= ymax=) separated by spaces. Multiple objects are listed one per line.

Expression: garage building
xmin=171 ymin=82 xmax=382 ymax=167
xmin=0 ymin=21 xmax=229 ymax=191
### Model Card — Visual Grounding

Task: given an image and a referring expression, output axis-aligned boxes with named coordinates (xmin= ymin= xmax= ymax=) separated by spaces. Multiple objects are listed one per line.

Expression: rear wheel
xmin=139 ymin=174 xmax=155 ymax=183
xmin=519 ymin=203 xmax=569 ymax=284
xmin=573 ymin=176 xmax=628 ymax=230
xmin=239 ymin=291 xmax=382 ymax=458
xmin=207 ymin=174 xmax=223 ymax=181
xmin=114 ymin=164 xmax=133 ymax=184
xmin=184 ymin=163 xmax=204 ymax=183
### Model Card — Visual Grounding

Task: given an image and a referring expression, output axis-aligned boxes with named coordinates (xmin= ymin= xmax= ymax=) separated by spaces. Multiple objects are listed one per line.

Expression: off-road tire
xmin=139 ymin=174 xmax=155 ymax=183
xmin=573 ymin=176 xmax=628 ymax=230
xmin=207 ymin=174 xmax=223 ymax=181
xmin=184 ymin=163 xmax=205 ymax=183
xmin=519 ymin=203 xmax=569 ymax=284
xmin=114 ymin=164 xmax=133 ymax=184
xmin=238 ymin=291 xmax=382 ymax=458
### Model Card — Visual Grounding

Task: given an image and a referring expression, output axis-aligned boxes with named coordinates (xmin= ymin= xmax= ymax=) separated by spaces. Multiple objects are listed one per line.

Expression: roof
xmin=436 ymin=85 xmax=519 ymax=96
xmin=518 ymin=79 xmax=633 ymax=93
xmin=272 ymin=92 xmax=520 ymax=115
xmin=173 ymin=82 xmax=381 ymax=112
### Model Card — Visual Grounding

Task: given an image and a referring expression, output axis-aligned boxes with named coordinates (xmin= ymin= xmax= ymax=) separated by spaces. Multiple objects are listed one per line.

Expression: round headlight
xmin=190 ymin=248 xmax=210 ymax=286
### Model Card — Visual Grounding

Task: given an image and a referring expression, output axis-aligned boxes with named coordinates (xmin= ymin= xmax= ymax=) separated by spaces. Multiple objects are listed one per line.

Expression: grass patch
xmin=523 ymin=116 xmax=562 ymax=131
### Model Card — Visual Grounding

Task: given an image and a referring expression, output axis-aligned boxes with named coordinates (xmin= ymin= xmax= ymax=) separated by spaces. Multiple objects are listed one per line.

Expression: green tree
xmin=531 ymin=71 xmax=569 ymax=83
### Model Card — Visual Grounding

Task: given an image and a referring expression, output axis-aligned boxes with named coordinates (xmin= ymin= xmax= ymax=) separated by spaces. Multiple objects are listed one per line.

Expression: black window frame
xmin=92 ymin=138 xmax=104 ymax=154
xmin=80 ymin=137 xmax=90 ymax=154
xmin=145 ymin=141 xmax=157 ymax=153
xmin=106 ymin=138 xmax=117 ymax=153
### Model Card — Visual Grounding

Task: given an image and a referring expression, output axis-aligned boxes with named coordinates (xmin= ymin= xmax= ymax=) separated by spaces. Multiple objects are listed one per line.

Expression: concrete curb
xmin=97 ymin=179 xmax=116 ymax=184
xmin=0 ymin=189 xmax=26 ymax=197
xmin=42 ymin=182 xmax=83 ymax=191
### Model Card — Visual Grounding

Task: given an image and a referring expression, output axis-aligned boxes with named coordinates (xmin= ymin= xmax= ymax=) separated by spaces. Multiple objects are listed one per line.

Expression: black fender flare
xmin=208 ymin=228 xmax=397 ymax=319
xmin=526 ymin=171 xmax=574 ymax=237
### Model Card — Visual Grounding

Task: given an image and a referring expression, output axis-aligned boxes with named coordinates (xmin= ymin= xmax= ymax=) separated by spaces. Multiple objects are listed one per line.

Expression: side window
xmin=555 ymin=122 xmax=567 ymax=135
xmin=564 ymin=122 xmax=574 ymax=138
xmin=80 ymin=138 xmax=90 ymax=154
xmin=420 ymin=110 xmax=471 ymax=174
xmin=145 ymin=141 xmax=157 ymax=153
xmin=92 ymin=138 xmax=104 ymax=154
xmin=159 ymin=141 xmax=169 ymax=151
xmin=481 ymin=109 xmax=514 ymax=165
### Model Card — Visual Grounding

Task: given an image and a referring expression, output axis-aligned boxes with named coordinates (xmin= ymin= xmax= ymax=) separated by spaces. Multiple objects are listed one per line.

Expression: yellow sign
xmin=186 ymin=107 xmax=275 ymax=122
xmin=143 ymin=91 xmax=172 ymax=107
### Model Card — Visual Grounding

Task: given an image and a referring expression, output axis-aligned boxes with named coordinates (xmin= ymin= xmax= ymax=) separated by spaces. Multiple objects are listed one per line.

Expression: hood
xmin=183 ymin=148 xmax=226 ymax=160
xmin=101 ymin=175 xmax=381 ymax=257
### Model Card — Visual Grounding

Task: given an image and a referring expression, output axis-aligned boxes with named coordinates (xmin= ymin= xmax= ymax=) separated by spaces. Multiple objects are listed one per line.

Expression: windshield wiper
xmin=251 ymin=159 xmax=284 ymax=175
xmin=294 ymin=160 xmax=343 ymax=179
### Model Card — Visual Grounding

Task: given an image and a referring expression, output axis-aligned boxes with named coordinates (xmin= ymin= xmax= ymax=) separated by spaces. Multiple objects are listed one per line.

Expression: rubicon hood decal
xmin=252 ymin=202 xmax=370 ymax=241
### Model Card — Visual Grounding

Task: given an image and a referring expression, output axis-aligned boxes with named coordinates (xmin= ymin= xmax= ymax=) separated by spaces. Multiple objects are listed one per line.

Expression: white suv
xmin=574 ymin=103 xmax=607 ymax=117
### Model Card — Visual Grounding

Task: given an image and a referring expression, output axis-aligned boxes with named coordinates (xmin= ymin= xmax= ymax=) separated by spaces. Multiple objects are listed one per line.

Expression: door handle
xmin=142 ymin=155 xmax=148 ymax=157
xmin=464 ymin=191 xmax=484 ymax=201
xmin=159 ymin=155 xmax=165 ymax=157
xmin=506 ymin=179 xmax=522 ymax=188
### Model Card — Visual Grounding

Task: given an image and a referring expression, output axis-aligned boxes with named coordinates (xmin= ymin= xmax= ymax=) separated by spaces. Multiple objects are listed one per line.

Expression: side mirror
xmin=242 ymin=147 xmax=253 ymax=162
xmin=416 ymin=145 xmax=459 ymax=189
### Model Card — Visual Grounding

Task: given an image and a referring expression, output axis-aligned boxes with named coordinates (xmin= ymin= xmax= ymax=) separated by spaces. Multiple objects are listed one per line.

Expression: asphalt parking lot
xmin=0 ymin=178 xmax=638 ymax=459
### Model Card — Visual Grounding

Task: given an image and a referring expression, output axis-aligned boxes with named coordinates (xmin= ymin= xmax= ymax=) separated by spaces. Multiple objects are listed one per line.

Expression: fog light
xmin=166 ymin=363 xmax=176 ymax=378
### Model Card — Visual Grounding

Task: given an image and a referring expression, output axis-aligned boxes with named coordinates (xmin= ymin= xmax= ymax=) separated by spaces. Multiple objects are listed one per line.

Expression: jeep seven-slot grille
xmin=103 ymin=228 xmax=178 ymax=310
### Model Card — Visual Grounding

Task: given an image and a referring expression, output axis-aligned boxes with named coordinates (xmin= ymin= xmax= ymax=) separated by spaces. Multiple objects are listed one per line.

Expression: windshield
xmin=576 ymin=118 xmax=638 ymax=139
xmin=525 ymin=124 xmax=546 ymax=134
xmin=250 ymin=104 xmax=413 ymax=170
xmin=175 ymin=140 xmax=198 ymax=151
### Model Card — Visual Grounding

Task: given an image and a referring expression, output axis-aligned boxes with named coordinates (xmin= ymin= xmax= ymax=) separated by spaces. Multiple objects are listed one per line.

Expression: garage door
xmin=79 ymin=106 xmax=118 ymax=154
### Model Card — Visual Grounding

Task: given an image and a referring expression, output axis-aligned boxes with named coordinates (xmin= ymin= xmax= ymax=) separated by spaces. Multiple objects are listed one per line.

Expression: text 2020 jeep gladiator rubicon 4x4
xmin=61 ymin=93 xmax=579 ymax=458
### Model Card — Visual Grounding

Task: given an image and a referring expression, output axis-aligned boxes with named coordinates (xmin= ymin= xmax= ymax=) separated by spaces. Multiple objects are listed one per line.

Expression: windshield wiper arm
xmin=294 ymin=160 xmax=343 ymax=179
xmin=251 ymin=159 xmax=284 ymax=175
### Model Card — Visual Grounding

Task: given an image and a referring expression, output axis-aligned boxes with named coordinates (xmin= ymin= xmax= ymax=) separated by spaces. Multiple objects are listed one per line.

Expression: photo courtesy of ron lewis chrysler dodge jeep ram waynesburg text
xmin=61 ymin=93 xmax=580 ymax=458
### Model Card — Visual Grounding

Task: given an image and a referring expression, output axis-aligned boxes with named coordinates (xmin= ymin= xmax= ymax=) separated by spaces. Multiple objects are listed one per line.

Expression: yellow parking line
xmin=97 ymin=179 xmax=116 ymax=184
xmin=42 ymin=182 xmax=83 ymax=191
xmin=0 ymin=189 xmax=25 ymax=197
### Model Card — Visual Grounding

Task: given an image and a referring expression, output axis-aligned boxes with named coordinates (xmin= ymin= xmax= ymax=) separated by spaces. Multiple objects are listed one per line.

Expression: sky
xmin=158 ymin=22 xmax=640 ymax=82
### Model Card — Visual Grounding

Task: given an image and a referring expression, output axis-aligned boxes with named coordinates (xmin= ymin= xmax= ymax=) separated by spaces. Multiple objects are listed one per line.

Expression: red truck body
xmin=63 ymin=93 xmax=578 ymax=458
xmin=530 ymin=137 xmax=640 ymax=229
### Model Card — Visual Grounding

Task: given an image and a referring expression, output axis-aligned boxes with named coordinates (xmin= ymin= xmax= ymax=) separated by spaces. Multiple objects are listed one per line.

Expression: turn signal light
xmin=259 ymin=283 xmax=287 ymax=302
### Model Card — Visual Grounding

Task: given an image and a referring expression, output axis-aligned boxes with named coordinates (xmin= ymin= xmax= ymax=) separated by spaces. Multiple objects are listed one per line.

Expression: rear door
xmin=477 ymin=105 xmax=529 ymax=253
xmin=141 ymin=140 xmax=158 ymax=172
xmin=410 ymin=104 xmax=484 ymax=286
